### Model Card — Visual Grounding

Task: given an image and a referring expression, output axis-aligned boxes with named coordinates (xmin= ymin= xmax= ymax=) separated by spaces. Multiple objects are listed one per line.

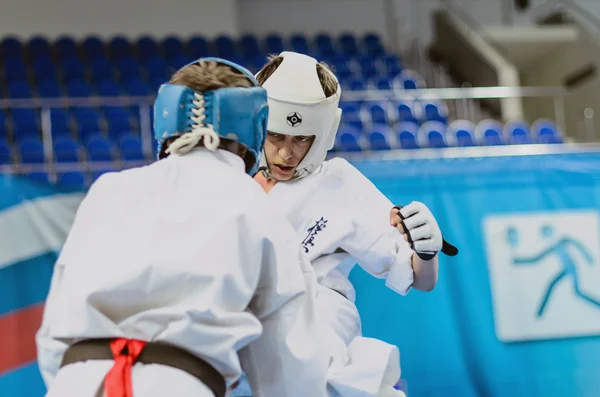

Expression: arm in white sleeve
xmin=338 ymin=160 xmax=415 ymax=295
xmin=239 ymin=219 xmax=329 ymax=397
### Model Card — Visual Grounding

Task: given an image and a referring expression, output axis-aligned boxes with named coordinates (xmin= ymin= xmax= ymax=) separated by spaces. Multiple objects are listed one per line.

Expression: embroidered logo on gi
xmin=286 ymin=112 xmax=302 ymax=127
xmin=302 ymin=217 xmax=328 ymax=253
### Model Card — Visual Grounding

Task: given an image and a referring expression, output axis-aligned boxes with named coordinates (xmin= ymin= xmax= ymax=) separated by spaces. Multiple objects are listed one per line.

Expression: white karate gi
xmin=234 ymin=157 xmax=413 ymax=397
xmin=36 ymin=148 xmax=330 ymax=397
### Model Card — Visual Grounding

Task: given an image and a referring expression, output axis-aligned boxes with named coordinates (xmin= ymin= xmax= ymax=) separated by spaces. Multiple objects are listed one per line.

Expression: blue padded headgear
xmin=153 ymin=57 xmax=268 ymax=175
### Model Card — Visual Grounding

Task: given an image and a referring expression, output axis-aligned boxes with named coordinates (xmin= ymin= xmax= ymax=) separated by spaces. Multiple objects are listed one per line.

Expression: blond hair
xmin=255 ymin=55 xmax=338 ymax=97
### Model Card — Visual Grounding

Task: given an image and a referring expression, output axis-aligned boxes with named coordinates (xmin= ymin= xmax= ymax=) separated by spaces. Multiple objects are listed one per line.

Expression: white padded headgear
xmin=258 ymin=51 xmax=342 ymax=177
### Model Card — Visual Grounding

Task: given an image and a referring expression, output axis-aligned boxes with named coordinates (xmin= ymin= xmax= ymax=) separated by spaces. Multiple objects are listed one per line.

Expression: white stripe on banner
xmin=0 ymin=193 xmax=84 ymax=270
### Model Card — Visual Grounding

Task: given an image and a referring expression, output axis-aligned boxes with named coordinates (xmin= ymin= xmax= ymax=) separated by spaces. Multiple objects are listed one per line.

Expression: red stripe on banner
xmin=0 ymin=303 xmax=45 ymax=374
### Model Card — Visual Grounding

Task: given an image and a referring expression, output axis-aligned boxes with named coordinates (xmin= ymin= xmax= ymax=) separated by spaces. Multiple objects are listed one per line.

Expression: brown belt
xmin=60 ymin=339 xmax=226 ymax=397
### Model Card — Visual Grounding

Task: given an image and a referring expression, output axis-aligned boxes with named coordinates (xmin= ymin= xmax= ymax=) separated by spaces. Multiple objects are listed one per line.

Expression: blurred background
xmin=2 ymin=0 xmax=600 ymax=396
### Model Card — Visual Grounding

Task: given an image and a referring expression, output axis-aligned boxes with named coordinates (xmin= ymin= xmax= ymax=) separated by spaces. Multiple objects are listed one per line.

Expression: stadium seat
xmin=5 ymin=58 xmax=28 ymax=81
xmin=38 ymin=81 xmax=62 ymax=98
xmin=67 ymin=80 xmax=92 ymax=97
xmin=96 ymin=79 xmax=122 ymax=96
xmin=119 ymin=134 xmax=144 ymax=160
xmin=109 ymin=36 xmax=131 ymax=59
xmin=168 ymin=55 xmax=193 ymax=71
xmin=53 ymin=137 xmax=80 ymax=162
xmin=50 ymin=109 xmax=71 ymax=134
xmin=394 ymin=100 xmax=421 ymax=124
xmin=476 ymin=119 xmax=505 ymax=146
xmin=396 ymin=122 xmax=420 ymax=149
xmin=532 ymin=119 xmax=563 ymax=144
xmin=27 ymin=172 xmax=50 ymax=184
xmin=7 ymin=81 xmax=32 ymax=98
xmin=137 ymin=36 xmax=159 ymax=60
xmin=363 ymin=33 xmax=385 ymax=58
xmin=1 ymin=36 xmax=23 ymax=59
xmin=125 ymin=79 xmax=150 ymax=96
xmin=105 ymin=107 xmax=133 ymax=135
xmin=33 ymin=57 xmax=57 ymax=81
xmin=146 ymin=57 xmax=169 ymax=81
xmin=0 ymin=139 xmax=12 ymax=164
xmin=240 ymin=34 xmax=261 ymax=59
xmin=19 ymin=138 xmax=45 ymax=163
xmin=339 ymin=33 xmax=359 ymax=57
xmin=28 ymin=36 xmax=51 ymax=58
xmin=357 ymin=55 xmax=379 ymax=80
xmin=420 ymin=99 xmax=449 ymax=124
xmin=419 ymin=121 xmax=447 ymax=148
xmin=368 ymin=124 xmax=392 ymax=151
xmin=12 ymin=109 xmax=39 ymax=138
xmin=82 ymin=36 xmax=105 ymax=59
xmin=72 ymin=108 xmax=102 ymax=138
xmin=394 ymin=70 xmax=426 ymax=90
xmin=215 ymin=35 xmax=236 ymax=58
xmin=373 ymin=77 xmax=392 ymax=91
xmin=162 ymin=36 xmax=184 ymax=60
xmin=314 ymin=33 xmax=335 ymax=58
xmin=504 ymin=120 xmax=533 ymax=144
xmin=383 ymin=55 xmax=403 ymax=78
xmin=367 ymin=103 xmax=389 ymax=125
xmin=341 ymin=102 xmax=365 ymax=130
xmin=337 ymin=126 xmax=362 ymax=152
xmin=0 ymin=111 xmax=7 ymax=138
xmin=61 ymin=57 xmax=86 ymax=82
xmin=290 ymin=34 xmax=310 ymax=54
xmin=90 ymin=56 xmax=114 ymax=81
xmin=55 ymin=36 xmax=78 ymax=58
xmin=348 ymin=79 xmax=366 ymax=91
xmin=116 ymin=57 xmax=141 ymax=81
xmin=86 ymin=135 xmax=115 ymax=161
xmin=187 ymin=36 xmax=209 ymax=59
xmin=58 ymin=171 xmax=87 ymax=189
xmin=446 ymin=120 xmax=476 ymax=147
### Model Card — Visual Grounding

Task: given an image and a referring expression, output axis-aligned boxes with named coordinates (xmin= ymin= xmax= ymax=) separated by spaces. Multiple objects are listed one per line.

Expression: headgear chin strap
xmin=154 ymin=57 xmax=269 ymax=175
xmin=258 ymin=51 xmax=342 ymax=179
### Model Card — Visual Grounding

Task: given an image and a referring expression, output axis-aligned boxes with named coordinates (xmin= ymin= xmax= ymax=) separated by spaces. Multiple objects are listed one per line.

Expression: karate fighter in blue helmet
xmin=36 ymin=58 xmax=331 ymax=397
xmin=232 ymin=51 xmax=459 ymax=397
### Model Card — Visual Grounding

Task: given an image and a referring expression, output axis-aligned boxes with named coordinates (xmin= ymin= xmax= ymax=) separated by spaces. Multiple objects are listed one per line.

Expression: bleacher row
xmin=0 ymin=33 xmax=564 ymax=179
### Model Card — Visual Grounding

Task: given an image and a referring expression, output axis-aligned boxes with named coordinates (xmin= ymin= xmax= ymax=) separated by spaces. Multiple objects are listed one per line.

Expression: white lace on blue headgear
xmin=153 ymin=57 xmax=269 ymax=175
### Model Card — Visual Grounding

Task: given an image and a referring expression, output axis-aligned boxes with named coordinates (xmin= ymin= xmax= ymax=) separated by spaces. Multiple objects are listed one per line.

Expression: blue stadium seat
xmin=81 ymin=36 xmax=105 ymax=59
xmin=97 ymin=79 xmax=122 ymax=96
xmin=72 ymin=108 xmax=102 ymax=138
xmin=334 ymin=64 xmax=353 ymax=82
xmin=383 ymin=55 xmax=403 ymax=78
xmin=187 ymin=36 xmax=209 ymax=59
xmin=265 ymin=34 xmax=285 ymax=54
xmin=314 ymin=33 xmax=335 ymax=58
xmin=5 ymin=58 xmax=28 ymax=81
xmin=26 ymin=172 xmax=49 ymax=184
xmin=116 ymin=57 xmax=141 ymax=81
xmin=532 ymin=119 xmax=562 ymax=144
xmin=368 ymin=124 xmax=392 ymax=151
xmin=146 ymin=57 xmax=169 ymax=81
xmin=126 ymin=79 xmax=149 ymax=96
xmin=419 ymin=121 xmax=447 ymax=148
xmin=90 ymin=56 xmax=114 ymax=81
xmin=476 ymin=120 xmax=505 ymax=146
xmin=215 ymin=35 xmax=236 ymax=58
xmin=367 ymin=103 xmax=389 ymax=125
xmin=162 ymin=36 xmax=184 ymax=59
xmin=33 ymin=57 xmax=57 ymax=81
xmin=19 ymin=138 xmax=45 ymax=163
xmin=420 ymin=99 xmax=449 ymax=124
xmin=373 ymin=77 xmax=392 ymax=91
xmin=38 ymin=81 xmax=62 ymax=98
xmin=0 ymin=111 xmax=7 ymax=138
xmin=395 ymin=70 xmax=425 ymax=90
xmin=0 ymin=139 xmax=12 ymax=164
xmin=104 ymin=107 xmax=132 ymax=135
xmin=12 ymin=109 xmax=39 ymax=138
xmin=290 ymin=34 xmax=310 ymax=54
xmin=337 ymin=126 xmax=362 ymax=152
xmin=7 ymin=81 xmax=32 ymax=98
xmin=50 ymin=109 xmax=71 ymax=134
xmin=340 ymin=102 xmax=364 ymax=130
xmin=339 ymin=33 xmax=359 ymax=57
xmin=357 ymin=57 xmax=379 ymax=80
xmin=395 ymin=100 xmax=421 ymax=124
xmin=168 ymin=55 xmax=193 ymax=71
xmin=53 ymin=137 xmax=80 ymax=162
xmin=58 ymin=171 xmax=87 ymax=189
xmin=1 ymin=37 xmax=23 ymax=58
xmin=363 ymin=33 xmax=385 ymax=58
xmin=137 ymin=36 xmax=159 ymax=60
xmin=86 ymin=135 xmax=114 ymax=161
xmin=119 ymin=134 xmax=144 ymax=160
xmin=109 ymin=36 xmax=131 ymax=59
xmin=504 ymin=121 xmax=532 ymax=144
xmin=239 ymin=34 xmax=261 ymax=59
xmin=446 ymin=120 xmax=476 ymax=147
xmin=348 ymin=79 xmax=366 ymax=91
xmin=29 ymin=36 xmax=52 ymax=58
xmin=55 ymin=36 xmax=78 ymax=58
xmin=396 ymin=122 xmax=420 ymax=149
xmin=67 ymin=80 xmax=92 ymax=97
xmin=61 ymin=57 xmax=86 ymax=82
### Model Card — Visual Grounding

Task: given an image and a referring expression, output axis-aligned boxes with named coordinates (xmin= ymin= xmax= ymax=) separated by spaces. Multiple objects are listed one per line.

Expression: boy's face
xmin=263 ymin=131 xmax=315 ymax=180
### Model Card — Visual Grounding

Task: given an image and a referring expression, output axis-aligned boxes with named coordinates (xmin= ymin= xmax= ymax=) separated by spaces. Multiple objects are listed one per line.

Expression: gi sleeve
xmin=238 ymin=218 xmax=329 ymax=397
xmin=337 ymin=160 xmax=415 ymax=295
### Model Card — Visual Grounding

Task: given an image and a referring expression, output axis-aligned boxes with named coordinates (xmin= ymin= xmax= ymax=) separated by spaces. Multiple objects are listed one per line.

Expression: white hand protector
xmin=396 ymin=201 xmax=443 ymax=257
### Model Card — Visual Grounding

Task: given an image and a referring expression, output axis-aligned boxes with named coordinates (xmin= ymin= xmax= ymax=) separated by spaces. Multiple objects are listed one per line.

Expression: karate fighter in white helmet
xmin=36 ymin=57 xmax=331 ymax=397
xmin=232 ymin=52 xmax=459 ymax=397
